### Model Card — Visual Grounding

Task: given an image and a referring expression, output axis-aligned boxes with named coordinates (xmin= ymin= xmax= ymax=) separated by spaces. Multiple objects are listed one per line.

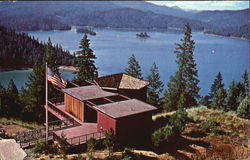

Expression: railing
xmin=53 ymin=130 xmax=106 ymax=146
xmin=16 ymin=118 xmax=78 ymax=148
xmin=48 ymin=97 xmax=64 ymax=105
xmin=47 ymin=101 xmax=71 ymax=121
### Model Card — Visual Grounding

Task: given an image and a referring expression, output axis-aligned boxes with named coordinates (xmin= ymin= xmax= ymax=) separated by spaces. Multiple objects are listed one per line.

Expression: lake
xmin=0 ymin=28 xmax=248 ymax=96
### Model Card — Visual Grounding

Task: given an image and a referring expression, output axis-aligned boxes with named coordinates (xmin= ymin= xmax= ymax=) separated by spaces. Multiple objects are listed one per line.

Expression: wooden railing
xmin=53 ymin=130 xmax=106 ymax=146
xmin=16 ymin=118 xmax=78 ymax=148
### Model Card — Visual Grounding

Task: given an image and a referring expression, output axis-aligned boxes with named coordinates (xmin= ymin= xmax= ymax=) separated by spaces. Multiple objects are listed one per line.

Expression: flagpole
xmin=45 ymin=62 xmax=48 ymax=143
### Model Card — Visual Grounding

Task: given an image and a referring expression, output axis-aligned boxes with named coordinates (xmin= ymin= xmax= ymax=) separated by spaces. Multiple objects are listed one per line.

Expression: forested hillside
xmin=0 ymin=26 xmax=74 ymax=69
xmin=0 ymin=1 xmax=248 ymax=39
xmin=205 ymin=24 xmax=250 ymax=39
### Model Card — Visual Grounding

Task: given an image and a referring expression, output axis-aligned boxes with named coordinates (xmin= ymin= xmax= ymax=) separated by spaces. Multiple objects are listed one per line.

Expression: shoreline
xmin=59 ymin=66 xmax=79 ymax=72
xmin=21 ymin=25 xmax=248 ymax=40
xmin=203 ymin=32 xmax=248 ymax=41
xmin=0 ymin=67 xmax=32 ymax=72
xmin=0 ymin=66 xmax=78 ymax=72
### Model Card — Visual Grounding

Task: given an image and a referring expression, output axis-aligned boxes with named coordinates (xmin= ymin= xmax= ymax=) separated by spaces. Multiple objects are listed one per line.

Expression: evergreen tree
xmin=124 ymin=54 xmax=142 ymax=79
xmin=163 ymin=24 xmax=200 ymax=111
xmin=170 ymin=94 xmax=188 ymax=135
xmin=241 ymin=70 xmax=249 ymax=97
xmin=209 ymin=72 xmax=226 ymax=100
xmin=237 ymin=96 xmax=250 ymax=119
xmin=45 ymin=37 xmax=60 ymax=74
xmin=211 ymin=88 xmax=227 ymax=110
xmin=45 ymin=37 xmax=63 ymax=98
xmin=146 ymin=62 xmax=164 ymax=107
xmin=22 ymin=61 xmax=45 ymax=121
xmin=0 ymin=82 xmax=7 ymax=116
xmin=225 ymin=80 xmax=238 ymax=111
xmin=6 ymin=79 xmax=21 ymax=117
xmin=74 ymin=34 xmax=98 ymax=84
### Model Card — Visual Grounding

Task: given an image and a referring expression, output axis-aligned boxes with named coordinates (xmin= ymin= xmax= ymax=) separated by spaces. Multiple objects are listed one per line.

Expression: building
xmin=47 ymin=84 xmax=157 ymax=145
xmin=94 ymin=73 xmax=149 ymax=102
xmin=17 ymin=74 xmax=156 ymax=147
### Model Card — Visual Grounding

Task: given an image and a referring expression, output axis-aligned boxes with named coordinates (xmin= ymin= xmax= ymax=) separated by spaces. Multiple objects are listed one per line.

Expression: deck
xmin=47 ymin=101 xmax=105 ymax=146
xmin=53 ymin=123 xmax=105 ymax=146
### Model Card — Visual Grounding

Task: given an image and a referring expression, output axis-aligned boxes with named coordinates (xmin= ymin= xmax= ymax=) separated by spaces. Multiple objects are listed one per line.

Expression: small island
xmin=76 ymin=28 xmax=96 ymax=36
xmin=136 ymin=32 xmax=150 ymax=38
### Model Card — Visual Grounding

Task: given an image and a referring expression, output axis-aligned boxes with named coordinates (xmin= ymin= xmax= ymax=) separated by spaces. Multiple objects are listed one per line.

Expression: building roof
xmin=94 ymin=73 xmax=149 ymax=90
xmin=62 ymin=85 xmax=118 ymax=101
xmin=94 ymin=99 xmax=157 ymax=119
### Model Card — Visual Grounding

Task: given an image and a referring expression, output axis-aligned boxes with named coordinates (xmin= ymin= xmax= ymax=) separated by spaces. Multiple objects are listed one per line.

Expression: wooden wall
xmin=97 ymin=112 xmax=116 ymax=132
xmin=116 ymin=111 xmax=153 ymax=145
xmin=64 ymin=94 xmax=84 ymax=121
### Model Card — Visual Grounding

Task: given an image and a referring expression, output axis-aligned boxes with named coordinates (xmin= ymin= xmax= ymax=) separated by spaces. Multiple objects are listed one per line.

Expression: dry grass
xmin=29 ymin=106 xmax=249 ymax=160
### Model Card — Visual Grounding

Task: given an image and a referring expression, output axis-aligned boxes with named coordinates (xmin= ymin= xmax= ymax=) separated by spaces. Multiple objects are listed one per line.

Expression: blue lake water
xmin=0 ymin=28 xmax=248 ymax=96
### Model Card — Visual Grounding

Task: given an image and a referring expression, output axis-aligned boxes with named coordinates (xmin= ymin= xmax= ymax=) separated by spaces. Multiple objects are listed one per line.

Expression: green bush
xmin=170 ymin=107 xmax=188 ymax=135
xmin=58 ymin=133 xmax=69 ymax=155
xmin=33 ymin=140 xmax=58 ymax=154
xmin=200 ymin=119 xmax=220 ymax=134
xmin=87 ymin=137 xmax=97 ymax=157
xmin=103 ymin=129 xmax=117 ymax=157
xmin=152 ymin=124 xmax=174 ymax=147
xmin=237 ymin=96 xmax=250 ymax=119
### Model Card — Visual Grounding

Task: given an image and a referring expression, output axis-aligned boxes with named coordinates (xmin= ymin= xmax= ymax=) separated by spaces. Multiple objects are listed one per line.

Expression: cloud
xmin=149 ymin=1 xmax=249 ymax=10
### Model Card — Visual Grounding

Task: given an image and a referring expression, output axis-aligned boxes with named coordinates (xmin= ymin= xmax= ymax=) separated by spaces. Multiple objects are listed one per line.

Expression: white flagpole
xmin=45 ymin=62 xmax=48 ymax=143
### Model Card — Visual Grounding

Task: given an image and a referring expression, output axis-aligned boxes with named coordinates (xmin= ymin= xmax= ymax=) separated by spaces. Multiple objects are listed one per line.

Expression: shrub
xmin=58 ymin=133 xmax=69 ymax=155
xmin=170 ymin=107 xmax=188 ymax=135
xmin=152 ymin=124 xmax=174 ymax=147
xmin=87 ymin=137 xmax=97 ymax=157
xmin=122 ymin=148 xmax=133 ymax=159
xmin=237 ymin=96 xmax=250 ymax=119
xmin=33 ymin=140 xmax=58 ymax=154
xmin=103 ymin=129 xmax=117 ymax=157
xmin=200 ymin=119 xmax=220 ymax=134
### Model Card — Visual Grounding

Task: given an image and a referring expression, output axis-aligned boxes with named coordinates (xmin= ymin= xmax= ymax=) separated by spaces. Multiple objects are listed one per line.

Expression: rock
xmin=0 ymin=139 xmax=27 ymax=160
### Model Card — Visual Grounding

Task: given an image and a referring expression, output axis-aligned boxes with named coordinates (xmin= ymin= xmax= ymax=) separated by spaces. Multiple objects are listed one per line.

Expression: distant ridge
xmin=0 ymin=1 xmax=248 ymax=39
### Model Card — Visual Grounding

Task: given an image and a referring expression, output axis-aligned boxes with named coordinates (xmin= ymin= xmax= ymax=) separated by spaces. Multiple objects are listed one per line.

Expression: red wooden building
xmin=46 ymin=77 xmax=156 ymax=145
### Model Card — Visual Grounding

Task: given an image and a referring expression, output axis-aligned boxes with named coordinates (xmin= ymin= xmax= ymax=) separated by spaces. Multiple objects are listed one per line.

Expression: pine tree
xmin=22 ymin=61 xmax=45 ymax=121
xmin=163 ymin=24 xmax=200 ymax=111
xmin=209 ymin=72 xmax=225 ymax=100
xmin=6 ymin=79 xmax=21 ymax=117
xmin=124 ymin=54 xmax=142 ymax=79
xmin=237 ymin=96 xmax=250 ymax=119
xmin=0 ymin=82 xmax=7 ymax=116
xmin=241 ymin=70 xmax=249 ymax=97
xmin=211 ymin=88 xmax=227 ymax=110
xmin=45 ymin=37 xmax=63 ymax=98
xmin=74 ymin=34 xmax=98 ymax=84
xmin=225 ymin=80 xmax=238 ymax=111
xmin=45 ymin=37 xmax=60 ymax=74
xmin=146 ymin=62 xmax=164 ymax=107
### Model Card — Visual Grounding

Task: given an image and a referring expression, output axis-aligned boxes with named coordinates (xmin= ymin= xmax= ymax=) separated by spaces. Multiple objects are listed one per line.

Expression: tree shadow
xmin=154 ymin=136 xmax=210 ymax=160
xmin=184 ymin=130 xmax=207 ymax=138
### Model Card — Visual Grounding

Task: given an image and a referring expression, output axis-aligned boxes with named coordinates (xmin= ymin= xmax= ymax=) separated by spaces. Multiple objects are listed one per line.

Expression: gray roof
xmin=94 ymin=99 xmax=157 ymax=119
xmin=94 ymin=73 xmax=149 ymax=90
xmin=62 ymin=85 xmax=118 ymax=101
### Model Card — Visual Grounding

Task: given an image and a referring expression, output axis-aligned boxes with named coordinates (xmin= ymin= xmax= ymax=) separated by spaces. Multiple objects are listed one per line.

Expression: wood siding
xmin=118 ymin=86 xmax=147 ymax=102
xmin=97 ymin=112 xmax=116 ymax=132
xmin=64 ymin=94 xmax=84 ymax=121
xmin=116 ymin=111 xmax=153 ymax=144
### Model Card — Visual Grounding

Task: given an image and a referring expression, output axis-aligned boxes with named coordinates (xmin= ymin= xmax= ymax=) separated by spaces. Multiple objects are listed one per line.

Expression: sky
xmin=148 ymin=1 xmax=249 ymax=11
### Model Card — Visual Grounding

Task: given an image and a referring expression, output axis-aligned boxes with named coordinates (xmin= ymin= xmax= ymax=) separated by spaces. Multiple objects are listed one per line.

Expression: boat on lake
xmin=136 ymin=32 xmax=150 ymax=38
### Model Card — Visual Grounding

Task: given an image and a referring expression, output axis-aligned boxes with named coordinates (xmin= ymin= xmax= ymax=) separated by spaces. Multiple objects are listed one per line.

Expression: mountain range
xmin=0 ymin=1 xmax=248 ymax=39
